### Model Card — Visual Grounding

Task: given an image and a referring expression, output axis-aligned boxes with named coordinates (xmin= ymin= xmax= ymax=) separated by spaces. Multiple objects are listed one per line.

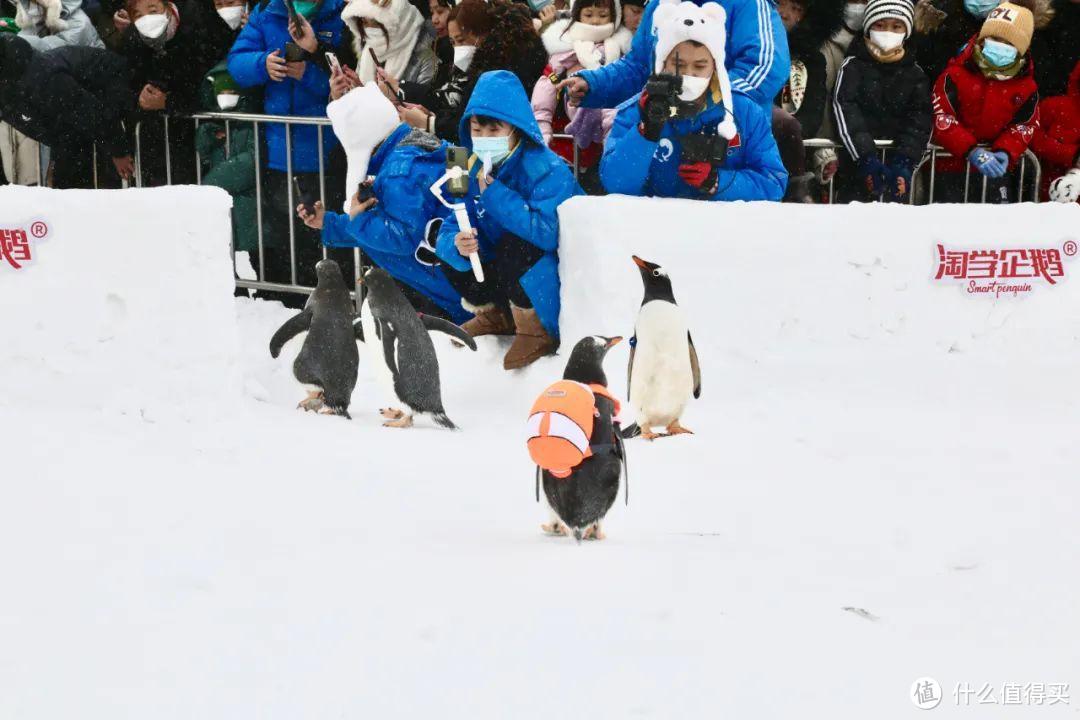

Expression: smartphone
xmin=282 ymin=0 xmax=299 ymax=26
xmin=356 ymin=179 xmax=375 ymax=203
xmin=325 ymin=51 xmax=342 ymax=74
xmin=446 ymin=146 xmax=470 ymax=197
xmin=293 ymin=177 xmax=315 ymax=215
xmin=284 ymin=41 xmax=307 ymax=62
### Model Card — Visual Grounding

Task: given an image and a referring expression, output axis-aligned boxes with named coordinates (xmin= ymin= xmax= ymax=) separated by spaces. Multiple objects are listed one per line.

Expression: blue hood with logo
xmin=437 ymin=71 xmax=582 ymax=338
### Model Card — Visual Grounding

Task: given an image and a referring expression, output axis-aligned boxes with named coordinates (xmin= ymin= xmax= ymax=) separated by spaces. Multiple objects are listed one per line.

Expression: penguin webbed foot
xmin=381 ymin=410 xmax=414 ymax=428
xmin=379 ymin=407 xmax=405 ymax=420
xmin=541 ymin=521 xmax=568 ymax=536
xmin=298 ymin=390 xmax=325 ymax=412
xmin=582 ymin=523 xmax=606 ymax=541
xmin=317 ymin=404 xmax=351 ymax=419
xmin=665 ymin=421 xmax=694 ymax=436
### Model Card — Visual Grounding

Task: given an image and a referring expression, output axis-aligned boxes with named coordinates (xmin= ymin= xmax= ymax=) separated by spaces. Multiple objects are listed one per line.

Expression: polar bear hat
xmin=651 ymin=0 xmax=737 ymax=139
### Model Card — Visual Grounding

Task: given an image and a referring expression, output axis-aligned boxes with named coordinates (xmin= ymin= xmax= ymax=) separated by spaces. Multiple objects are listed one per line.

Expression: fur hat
xmin=651 ymin=0 xmax=737 ymax=139
xmin=326 ymin=84 xmax=401 ymax=213
xmin=979 ymin=0 xmax=1035 ymax=55
xmin=342 ymin=0 xmax=426 ymax=84
xmin=862 ymin=0 xmax=915 ymax=37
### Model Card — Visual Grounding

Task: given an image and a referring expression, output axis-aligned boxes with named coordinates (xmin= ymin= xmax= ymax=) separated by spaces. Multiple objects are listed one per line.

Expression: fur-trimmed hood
xmin=540 ymin=17 xmax=633 ymax=68
xmin=14 ymin=0 xmax=73 ymax=33
xmin=914 ymin=0 xmax=1054 ymax=34
xmin=787 ymin=0 xmax=845 ymax=56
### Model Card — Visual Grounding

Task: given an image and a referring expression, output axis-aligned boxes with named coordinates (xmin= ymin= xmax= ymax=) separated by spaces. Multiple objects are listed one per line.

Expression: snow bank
xmin=559 ymin=198 xmax=1080 ymax=363
xmin=0 ymin=186 xmax=238 ymax=417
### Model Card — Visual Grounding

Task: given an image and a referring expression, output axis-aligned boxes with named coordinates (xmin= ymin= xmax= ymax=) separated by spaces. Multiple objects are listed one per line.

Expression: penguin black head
xmin=315 ymin=259 xmax=347 ymax=290
xmin=633 ymin=255 xmax=676 ymax=305
xmin=563 ymin=335 xmax=622 ymax=386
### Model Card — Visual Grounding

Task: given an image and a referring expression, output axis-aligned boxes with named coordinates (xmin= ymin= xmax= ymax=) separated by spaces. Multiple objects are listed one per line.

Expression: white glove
xmin=1049 ymin=168 xmax=1080 ymax=203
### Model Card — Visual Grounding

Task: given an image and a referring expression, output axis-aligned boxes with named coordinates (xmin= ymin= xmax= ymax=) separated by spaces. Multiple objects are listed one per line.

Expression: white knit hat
xmin=325 ymin=84 xmax=401 ymax=213
xmin=862 ymin=0 xmax=915 ymax=37
xmin=650 ymin=0 xmax=737 ymax=139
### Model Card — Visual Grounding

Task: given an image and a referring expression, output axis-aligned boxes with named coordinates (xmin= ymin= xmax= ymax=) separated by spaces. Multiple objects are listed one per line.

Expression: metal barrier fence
xmin=33 ymin=112 xmax=1042 ymax=303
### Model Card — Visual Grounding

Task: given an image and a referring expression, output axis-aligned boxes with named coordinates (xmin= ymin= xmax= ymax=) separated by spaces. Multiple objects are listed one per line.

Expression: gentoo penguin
xmin=358 ymin=268 xmax=477 ymax=428
xmin=625 ymin=255 xmax=701 ymax=440
xmin=540 ymin=335 xmax=627 ymax=542
xmin=269 ymin=259 xmax=362 ymax=418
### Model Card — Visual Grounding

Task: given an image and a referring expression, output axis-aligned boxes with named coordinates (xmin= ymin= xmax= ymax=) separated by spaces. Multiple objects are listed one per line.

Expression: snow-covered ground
xmin=2 ymin=187 xmax=1078 ymax=718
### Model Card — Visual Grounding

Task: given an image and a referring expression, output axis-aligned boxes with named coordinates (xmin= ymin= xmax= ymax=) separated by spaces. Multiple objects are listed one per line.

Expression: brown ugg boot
xmin=504 ymin=304 xmax=557 ymax=370
xmin=461 ymin=302 xmax=514 ymax=338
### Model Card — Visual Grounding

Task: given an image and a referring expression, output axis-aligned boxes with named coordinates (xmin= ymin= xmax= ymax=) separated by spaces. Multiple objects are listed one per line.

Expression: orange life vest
xmin=526 ymin=380 xmax=621 ymax=479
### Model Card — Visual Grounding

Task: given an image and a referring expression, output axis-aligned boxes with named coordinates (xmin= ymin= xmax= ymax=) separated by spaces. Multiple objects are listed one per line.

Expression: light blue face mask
xmin=472 ymin=134 xmax=512 ymax=167
xmin=981 ymin=38 xmax=1018 ymax=67
xmin=963 ymin=0 xmax=999 ymax=18
xmin=293 ymin=0 xmax=318 ymax=16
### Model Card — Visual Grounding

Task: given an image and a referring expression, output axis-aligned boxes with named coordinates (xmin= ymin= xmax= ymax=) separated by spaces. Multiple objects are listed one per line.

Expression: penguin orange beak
xmin=632 ymin=255 xmax=648 ymax=269
xmin=606 ymin=336 xmax=623 ymax=348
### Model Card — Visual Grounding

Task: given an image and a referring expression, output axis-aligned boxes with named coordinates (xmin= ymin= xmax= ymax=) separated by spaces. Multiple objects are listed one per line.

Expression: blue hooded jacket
xmin=576 ymin=0 xmax=788 ymax=113
xmin=321 ymin=124 xmax=469 ymax=323
xmin=601 ymin=88 xmax=787 ymax=201
xmin=226 ymin=0 xmax=343 ymax=173
xmin=435 ymin=70 xmax=582 ymax=338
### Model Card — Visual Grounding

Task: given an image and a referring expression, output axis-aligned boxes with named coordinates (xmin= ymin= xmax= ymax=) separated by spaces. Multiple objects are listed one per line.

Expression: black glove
xmin=638 ymin=91 xmax=669 ymax=143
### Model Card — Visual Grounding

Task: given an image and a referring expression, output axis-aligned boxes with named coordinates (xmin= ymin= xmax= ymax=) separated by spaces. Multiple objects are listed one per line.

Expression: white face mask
xmin=842 ymin=3 xmax=865 ymax=30
xmin=134 ymin=12 xmax=169 ymax=38
xmin=452 ymin=44 xmax=476 ymax=71
xmin=217 ymin=93 xmax=239 ymax=110
xmin=364 ymin=27 xmax=388 ymax=53
xmin=869 ymin=29 xmax=905 ymax=52
xmin=217 ymin=6 xmax=244 ymax=29
xmin=679 ymin=74 xmax=710 ymax=101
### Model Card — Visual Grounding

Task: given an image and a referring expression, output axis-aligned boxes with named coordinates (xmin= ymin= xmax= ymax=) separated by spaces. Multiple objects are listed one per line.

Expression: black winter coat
xmin=116 ymin=0 xmax=233 ymax=113
xmin=776 ymin=0 xmax=844 ymax=138
xmin=1030 ymin=0 xmax=1080 ymax=97
xmin=0 ymin=34 xmax=134 ymax=155
xmin=832 ymin=37 xmax=933 ymax=164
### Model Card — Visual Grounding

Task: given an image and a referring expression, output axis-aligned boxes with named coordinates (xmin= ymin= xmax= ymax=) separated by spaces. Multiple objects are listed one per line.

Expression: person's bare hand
xmin=349 ymin=192 xmax=378 ymax=219
xmin=113 ymin=8 xmax=131 ymax=32
xmin=537 ymin=4 xmax=556 ymax=28
xmin=398 ymin=103 xmax=431 ymax=129
xmin=454 ymin=229 xmax=478 ymax=256
xmin=266 ymin=50 xmax=288 ymax=81
xmin=284 ymin=61 xmax=306 ymax=81
xmin=297 ymin=200 xmax=325 ymax=229
xmin=288 ymin=14 xmax=318 ymax=53
xmin=138 ymin=84 xmax=167 ymax=111
xmin=557 ymin=75 xmax=589 ymax=106
xmin=112 ymin=155 xmax=135 ymax=180
xmin=329 ymin=67 xmax=352 ymax=99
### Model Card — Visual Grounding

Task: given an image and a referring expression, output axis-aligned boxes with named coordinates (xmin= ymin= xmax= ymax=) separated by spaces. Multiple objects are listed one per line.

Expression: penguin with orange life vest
xmin=527 ymin=335 xmax=628 ymax=542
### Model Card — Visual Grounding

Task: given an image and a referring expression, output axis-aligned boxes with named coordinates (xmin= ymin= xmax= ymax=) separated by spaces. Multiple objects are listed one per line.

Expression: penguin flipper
xmin=688 ymin=331 xmax=702 ymax=399
xmin=352 ymin=317 xmax=365 ymax=343
xmin=420 ymin=314 xmax=477 ymax=351
xmin=626 ymin=337 xmax=636 ymax=404
xmin=269 ymin=309 xmax=313 ymax=358
xmin=379 ymin=321 xmax=399 ymax=379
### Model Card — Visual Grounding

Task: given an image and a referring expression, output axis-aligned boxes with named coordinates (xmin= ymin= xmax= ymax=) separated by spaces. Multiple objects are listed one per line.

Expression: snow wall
xmin=559 ymin=197 xmax=1080 ymax=368
xmin=0 ymin=186 xmax=237 ymax=418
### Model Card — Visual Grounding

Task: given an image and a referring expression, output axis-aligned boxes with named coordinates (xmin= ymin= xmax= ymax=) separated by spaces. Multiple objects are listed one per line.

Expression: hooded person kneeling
xmin=599 ymin=0 xmax=787 ymax=201
xmin=434 ymin=70 xmax=583 ymax=371
xmin=296 ymin=83 xmax=469 ymax=324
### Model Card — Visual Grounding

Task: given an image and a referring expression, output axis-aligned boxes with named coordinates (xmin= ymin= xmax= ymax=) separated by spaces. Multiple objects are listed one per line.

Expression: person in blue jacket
xmin=560 ymin=0 xmax=788 ymax=114
xmin=600 ymin=0 xmax=787 ymax=201
xmin=296 ymin=84 xmax=469 ymax=323
xmin=435 ymin=70 xmax=582 ymax=371
xmin=227 ymin=0 xmax=343 ymax=296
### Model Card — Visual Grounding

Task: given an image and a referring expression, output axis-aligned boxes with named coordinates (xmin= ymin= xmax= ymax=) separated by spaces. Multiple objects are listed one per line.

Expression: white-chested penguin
xmin=541 ymin=335 xmax=627 ymax=542
xmin=269 ymin=259 xmax=363 ymax=418
xmin=358 ymin=267 xmax=477 ymax=428
xmin=625 ymin=255 xmax=701 ymax=440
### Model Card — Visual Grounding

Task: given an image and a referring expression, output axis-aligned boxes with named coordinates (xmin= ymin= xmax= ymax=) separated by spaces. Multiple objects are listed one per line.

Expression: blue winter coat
xmin=601 ymin=88 xmax=787 ymax=201
xmin=226 ymin=0 xmax=342 ymax=173
xmin=576 ymin=0 xmax=788 ymax=112
xmin=321 ymin=124 xmax=469 ymax=324
xmin=434 ymin=70 xmax=582 ymax=338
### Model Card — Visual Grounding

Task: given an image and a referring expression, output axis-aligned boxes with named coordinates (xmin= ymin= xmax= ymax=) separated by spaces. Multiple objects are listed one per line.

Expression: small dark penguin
xmin=539 ymin=336 xmax=627 ymax=542
xmin=626 ymin=255 xmax=701 ymax=440
xmin=358 ymin=268 xmax=477 ymax=428
xmin=269 ymin=259 xmax=362 ymax=418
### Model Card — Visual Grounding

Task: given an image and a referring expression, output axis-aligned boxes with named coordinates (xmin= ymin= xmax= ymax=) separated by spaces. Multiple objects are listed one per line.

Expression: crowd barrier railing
xmin=49 ymin=113 xmax=1043 ymax=304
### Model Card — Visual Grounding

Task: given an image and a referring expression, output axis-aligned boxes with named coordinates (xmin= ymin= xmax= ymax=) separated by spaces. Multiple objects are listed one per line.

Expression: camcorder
xmin=680 ymin=132 xmax=729 ymax=168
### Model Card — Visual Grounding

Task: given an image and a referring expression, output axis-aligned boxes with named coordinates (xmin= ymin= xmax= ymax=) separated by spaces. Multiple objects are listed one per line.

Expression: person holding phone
xmin=227 ymin=0 xmax=345 ymax=297
xmin=341 ymin=0 xmax=437 ymax=87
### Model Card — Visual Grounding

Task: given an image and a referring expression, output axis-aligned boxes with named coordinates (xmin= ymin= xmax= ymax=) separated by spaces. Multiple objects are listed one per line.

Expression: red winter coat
xmin=1031 ymin=60 xmax=1080 ymax=197
xmin=931 ymin=36 xmax=1040 ymax=172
